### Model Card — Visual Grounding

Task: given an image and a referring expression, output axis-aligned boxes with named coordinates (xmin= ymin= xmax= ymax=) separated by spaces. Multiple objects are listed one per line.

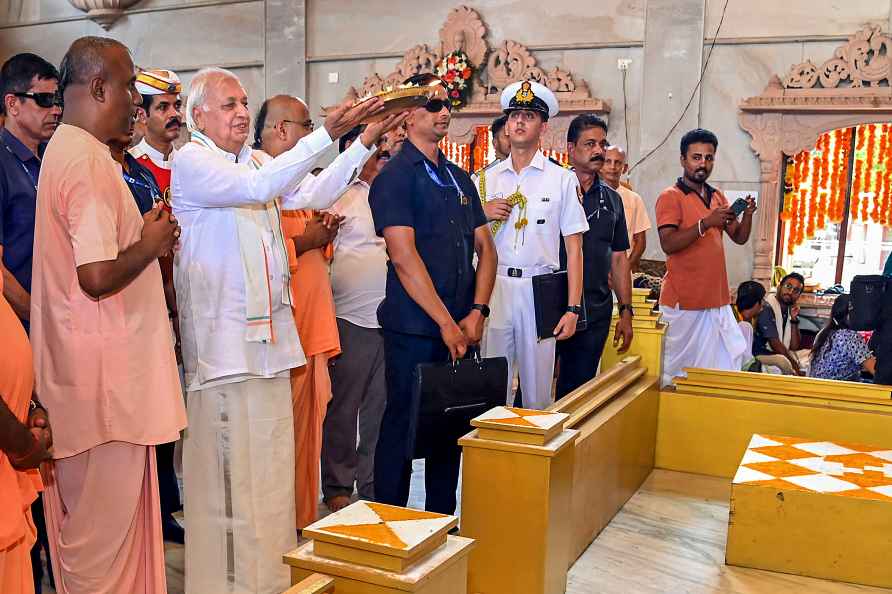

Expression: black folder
xmin=531 ymin=270 xmax=588 ymax=340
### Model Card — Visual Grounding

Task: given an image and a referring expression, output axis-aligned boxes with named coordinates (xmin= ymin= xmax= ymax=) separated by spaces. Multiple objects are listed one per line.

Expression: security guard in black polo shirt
xmin=556 ymin=114 xmax=634 ymax=399
xmin=369 ymin=74 xmax=497 ymax=514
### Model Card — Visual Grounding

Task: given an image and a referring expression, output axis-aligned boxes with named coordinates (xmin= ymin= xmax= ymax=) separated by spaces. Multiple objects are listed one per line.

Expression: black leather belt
xmin=507 ymin=267 xmax=523 ymax=278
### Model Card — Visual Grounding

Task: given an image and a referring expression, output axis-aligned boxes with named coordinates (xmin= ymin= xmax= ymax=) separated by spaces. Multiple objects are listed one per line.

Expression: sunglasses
xmin=782 ymin=282 xmax=803 ymax=294
xmin=281 ymin=119 xmax=314 ymax=131
xmin=424 ymin=99 xmax=452 ymax=113
xmin=13 ymin=92 xmax=62 ymax=109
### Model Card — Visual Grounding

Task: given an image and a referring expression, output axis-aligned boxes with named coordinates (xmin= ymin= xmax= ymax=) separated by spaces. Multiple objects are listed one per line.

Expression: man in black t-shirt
xmin=555 ymin=114 xmax=633 ymax=399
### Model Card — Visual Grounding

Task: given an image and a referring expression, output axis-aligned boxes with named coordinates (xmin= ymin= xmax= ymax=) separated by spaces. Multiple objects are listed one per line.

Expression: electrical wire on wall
xmin=622 ymin=67 xmax=630 ymax=156
xmin=627 ymin=0 xmax=731 ymax=174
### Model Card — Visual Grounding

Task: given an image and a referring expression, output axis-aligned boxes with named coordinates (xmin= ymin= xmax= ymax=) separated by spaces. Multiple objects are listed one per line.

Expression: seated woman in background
xmin=809 ymin=294 xmax=876 ymax=382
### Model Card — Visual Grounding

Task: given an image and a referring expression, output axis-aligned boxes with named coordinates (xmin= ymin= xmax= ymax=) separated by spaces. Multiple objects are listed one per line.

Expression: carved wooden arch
xmin=738 ymin=26 xmax=892 ymax=287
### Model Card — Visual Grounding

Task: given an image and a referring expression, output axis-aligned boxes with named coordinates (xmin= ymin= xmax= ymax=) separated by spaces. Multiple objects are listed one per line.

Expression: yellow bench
xmin=657 ymin=368 xmax=892 ymax=478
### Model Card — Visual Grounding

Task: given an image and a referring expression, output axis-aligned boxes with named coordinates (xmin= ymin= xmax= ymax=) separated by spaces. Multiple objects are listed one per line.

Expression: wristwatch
xmin=471 ymin=303 xmax=490 ymax=318
xmin=566 ymin=305 xmax=584 ymax=315
xmin=790 ymin=317 xmax=800 ymax=324
xmin=618 ymin=303 xmax=635 ymax=318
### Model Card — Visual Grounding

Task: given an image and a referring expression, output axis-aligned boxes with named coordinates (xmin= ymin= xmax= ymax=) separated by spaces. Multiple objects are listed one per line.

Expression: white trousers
xmin=184 ymin=376 xmax=296 ymax=594
xmin=661 ymin=304 xmax=748 ymax=387
xmin=483 ymin=274 xmax=557 ymax=410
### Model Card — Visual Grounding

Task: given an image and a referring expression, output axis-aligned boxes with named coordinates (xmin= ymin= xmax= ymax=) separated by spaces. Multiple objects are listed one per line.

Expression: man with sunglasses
xmin=753 ymin=272 xmax=808 ymax=375
xmin=479 ymin=80 xmax=588 ymax=410
xmin=370 ymin=73 xmax=497 ymax=513
xmin=0 ymin=53 xmax=62 ymax=330
xmin=253 ymin=93 xmax=406 ymax=531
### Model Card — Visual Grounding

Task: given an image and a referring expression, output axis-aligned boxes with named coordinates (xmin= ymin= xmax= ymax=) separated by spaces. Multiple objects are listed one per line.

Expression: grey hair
xmin=185 ymin=66 xmax=240 ymax=131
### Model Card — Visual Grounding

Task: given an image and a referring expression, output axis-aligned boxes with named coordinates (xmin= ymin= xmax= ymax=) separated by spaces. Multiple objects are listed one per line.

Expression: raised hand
xmin=360 ymin=111 xmax=411 ymax=148
xmin=324 ymin=94 xmax=385 ymax=140
xmin=483 ymin=198 xmax=513 ymax=222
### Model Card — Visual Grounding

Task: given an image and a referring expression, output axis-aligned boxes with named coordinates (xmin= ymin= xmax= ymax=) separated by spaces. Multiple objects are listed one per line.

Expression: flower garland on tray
xmin=436 ymin=50 xmax=474 ymax=109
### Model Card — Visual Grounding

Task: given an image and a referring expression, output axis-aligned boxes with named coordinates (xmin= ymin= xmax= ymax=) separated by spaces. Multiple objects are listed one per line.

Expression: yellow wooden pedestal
xmin=656 ymin=368 xmax=892 ymax=478
xmin=726 ymin=434 xmax=892 ymax=588
xmin=549 ymin=356 xmax=660 ymax=562
xmin=284 ymin=501 xmax=474 ymax=594
xmin=459 ymin=417 xmax=577 ymax=594
xmin=600 ymin=310 xmax=666 ymax=380
xmin=284 ymin=573 xmax=335 ymax=593
xmin=285 ymin=537 xmax=473 ymax=594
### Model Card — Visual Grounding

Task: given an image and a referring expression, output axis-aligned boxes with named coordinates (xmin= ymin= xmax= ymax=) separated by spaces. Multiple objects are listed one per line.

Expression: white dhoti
xmin=184 ymin=376 xmax=296 ymax=594
xmin=661 ymin=304 xmax=748 ymax=387
xmin=483 ymin=271 xmax=557 ymax=410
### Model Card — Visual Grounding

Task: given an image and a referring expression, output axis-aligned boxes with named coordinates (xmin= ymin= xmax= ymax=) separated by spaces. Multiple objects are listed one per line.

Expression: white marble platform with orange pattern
xmin=732 ymin=434 xmax=892 ymax=501
xmin=302 ymin=501 xmax=457 ymax=558
xmin=471 ymin=406 xmax=569 ymax=434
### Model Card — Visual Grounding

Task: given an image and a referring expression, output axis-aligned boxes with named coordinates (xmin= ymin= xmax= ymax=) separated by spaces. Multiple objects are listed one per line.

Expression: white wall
xmin=2 ymin=0 xmax=891 ymax=285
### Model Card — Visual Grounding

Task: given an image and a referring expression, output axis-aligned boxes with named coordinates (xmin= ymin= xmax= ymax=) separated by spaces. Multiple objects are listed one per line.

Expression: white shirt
xmin=129 ymin=138 xmax=172 ymax=170
xmin=330 ymin=180 xmax=387 ymax=328
xmin=171 ymin=127 xmax=372 ymax=391
xmin=616 ymin=184 xmax=652 ymax=257
xmin=481 ymin=151 xmax=588 ymax=269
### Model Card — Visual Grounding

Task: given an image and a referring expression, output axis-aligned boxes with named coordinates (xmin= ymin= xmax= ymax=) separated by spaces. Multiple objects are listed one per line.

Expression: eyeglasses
xmin=281 ymin=119 xmax=314 ymax=131
xmin=13 ymin=92 xmax=62 ymax=109
xmin=782 ymin=283 xmax=803 ymax=294
xmin=424 ymin=99 xmax=452 ymax=113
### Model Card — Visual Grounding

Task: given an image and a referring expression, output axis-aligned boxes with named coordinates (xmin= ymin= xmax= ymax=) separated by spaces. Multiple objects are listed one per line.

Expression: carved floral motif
xmin=783 ymin=25 xmax=891 ymax=89
xmin=438 ymin=6 xmax=488 ymax=69
xmin=739 ymin=26 xmax=892 ymax=286
xmin=354 ymin=5 xmax=598 ymax=109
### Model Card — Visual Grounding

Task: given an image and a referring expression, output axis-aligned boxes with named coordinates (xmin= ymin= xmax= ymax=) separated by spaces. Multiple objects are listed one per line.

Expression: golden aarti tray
xmin=356 ymin=82 xmax=445 ymax=123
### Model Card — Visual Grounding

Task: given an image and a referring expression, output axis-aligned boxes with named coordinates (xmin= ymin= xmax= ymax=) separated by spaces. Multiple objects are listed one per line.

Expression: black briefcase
xmin=413 ymin=349 xmax=508 ymax=458
xmin=531 ymin=270 xmax=588 ymax=340
xmin=850 ymin=275 xmax=887 ymax=331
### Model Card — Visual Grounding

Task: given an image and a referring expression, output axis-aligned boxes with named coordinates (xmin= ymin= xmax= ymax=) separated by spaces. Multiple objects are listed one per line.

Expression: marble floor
xmin=42 ymin=467 xmax=891 ymax=594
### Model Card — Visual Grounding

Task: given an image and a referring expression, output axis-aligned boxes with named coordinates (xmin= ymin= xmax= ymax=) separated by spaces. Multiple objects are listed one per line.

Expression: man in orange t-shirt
xmin=655 ymin=128 xmax=756 ymax=386
xmin=253 ymin=94 xmax=406 ymax=529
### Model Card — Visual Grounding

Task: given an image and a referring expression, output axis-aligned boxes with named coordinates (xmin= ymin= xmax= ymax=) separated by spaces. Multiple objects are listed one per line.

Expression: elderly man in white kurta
xmin=171 ymin=67 xmax=381 ymax=594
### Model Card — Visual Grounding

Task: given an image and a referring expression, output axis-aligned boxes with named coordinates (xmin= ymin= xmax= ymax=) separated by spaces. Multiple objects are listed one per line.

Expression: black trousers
xmin=30 ymin=494 xmax=51 ymax=593
xmin=374 ymin=330 xmax=461 ymax=515
xmin=156 ymin=440 xmax=181 ymax=517
xmin=554 ymin=308 xmax=613 ymax=400
xmin=873 ymin=326 xmax=892 ymax=385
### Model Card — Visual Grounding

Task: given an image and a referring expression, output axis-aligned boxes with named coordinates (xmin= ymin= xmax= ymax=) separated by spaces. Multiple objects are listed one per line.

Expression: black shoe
xmin=162 ymin=516 xmax=185 ymax=544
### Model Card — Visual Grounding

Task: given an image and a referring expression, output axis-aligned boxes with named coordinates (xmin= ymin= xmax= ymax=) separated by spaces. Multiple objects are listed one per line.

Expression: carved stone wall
xmin=739 ymin=26 xmax=892 ymax=287
xmin=352 ymin=5 xmax=610 ymax=151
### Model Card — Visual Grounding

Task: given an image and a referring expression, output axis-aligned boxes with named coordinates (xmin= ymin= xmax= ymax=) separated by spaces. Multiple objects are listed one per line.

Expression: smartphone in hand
xmin=731 ymin=197 xmax=749 ymax=217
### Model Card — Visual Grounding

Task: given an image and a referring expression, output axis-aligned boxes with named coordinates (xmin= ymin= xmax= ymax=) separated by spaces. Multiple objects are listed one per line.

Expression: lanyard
xmin=585 ymin=184 xmax=609 ymax=221
xmin=423 ymin=160 xmax=463 ymax=196
xmin=1 ymin=136 xmax=38 ymax=192
xmin=122 ymin=166 xmax=158 ymax=196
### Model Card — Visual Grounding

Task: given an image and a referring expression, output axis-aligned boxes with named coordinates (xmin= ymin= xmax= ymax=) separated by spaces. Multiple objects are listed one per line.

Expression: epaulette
xmin=473 ymin=158 xmax=502 ymax=178
xmin=548 ymin=156 xmax=571 ymax=169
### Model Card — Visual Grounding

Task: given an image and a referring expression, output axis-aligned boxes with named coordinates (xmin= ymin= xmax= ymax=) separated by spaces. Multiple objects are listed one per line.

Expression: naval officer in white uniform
xmin=481 ymin=81 xmax=588 ymax=410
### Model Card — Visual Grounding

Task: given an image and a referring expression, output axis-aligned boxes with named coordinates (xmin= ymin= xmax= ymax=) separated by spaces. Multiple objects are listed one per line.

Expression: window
xmin=778 ymin=123 xmax=892 ymax=287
